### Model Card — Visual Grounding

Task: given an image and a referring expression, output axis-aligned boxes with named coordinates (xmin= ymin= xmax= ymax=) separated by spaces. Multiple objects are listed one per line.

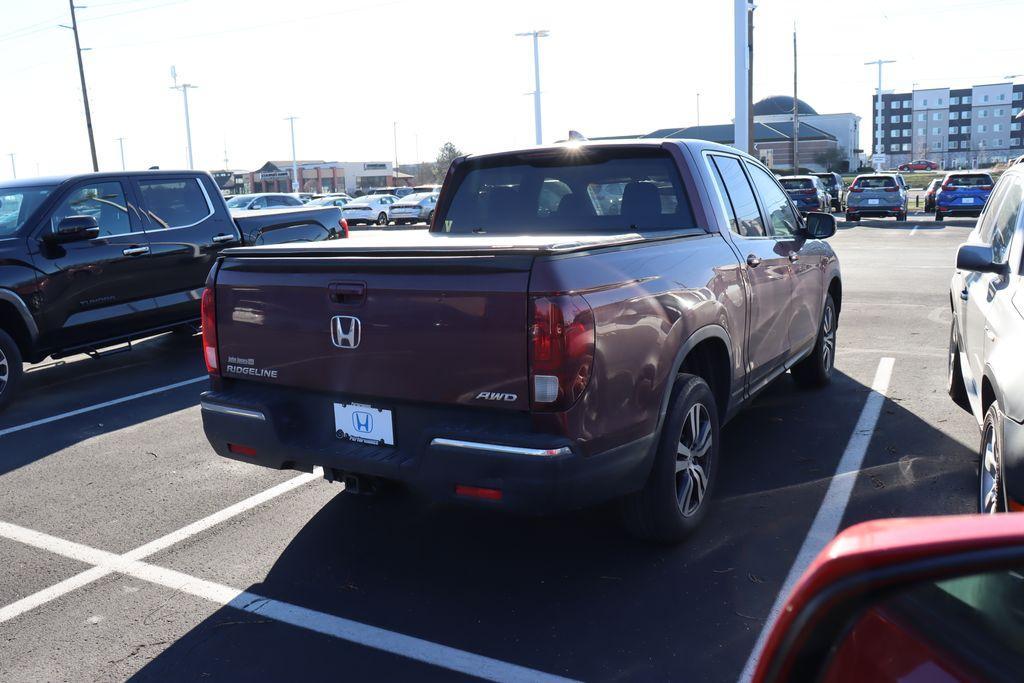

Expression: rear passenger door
xmin=746 ymin=162 xmax=822 ymax=355
xmin=132 ymin=175 xmax=241 ymax=325
xmin=707 ymin=154 xmax=794 ymax=394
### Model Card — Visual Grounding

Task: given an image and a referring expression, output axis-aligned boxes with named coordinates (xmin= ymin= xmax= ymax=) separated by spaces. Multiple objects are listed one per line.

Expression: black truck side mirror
xmin=47 ymin=215 xmax=100 ymax=244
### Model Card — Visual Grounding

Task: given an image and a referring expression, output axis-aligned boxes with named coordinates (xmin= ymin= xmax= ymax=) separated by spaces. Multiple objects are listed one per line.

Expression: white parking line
xmin=0 ymin=516 xmax=576 ymax=683
xmin=909 ymin=225 xmax=919 ymax=236
xmin=737 ymin=357 xmax=895 ymax=682
xmin=0 ymin=376 xmax=207 ymax=437
xmin=0 ymin=470 xmax=319 ymax=625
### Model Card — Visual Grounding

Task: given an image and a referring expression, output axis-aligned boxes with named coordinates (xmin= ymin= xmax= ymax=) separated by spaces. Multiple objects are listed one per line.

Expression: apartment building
xmin=872 ymin=81 xmax=1024 ymax=168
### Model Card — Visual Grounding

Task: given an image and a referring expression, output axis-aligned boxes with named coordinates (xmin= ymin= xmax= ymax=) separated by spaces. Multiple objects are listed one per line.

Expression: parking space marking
xmin=0 ymin=470 xmax=320 ymax=625
xmin=0 ymin=515 xmax=576 ymax=683
xmin=738 ymin=357 xmax=895 ymax=682
xmin=0 ymin=376 xmax=207 ymax=437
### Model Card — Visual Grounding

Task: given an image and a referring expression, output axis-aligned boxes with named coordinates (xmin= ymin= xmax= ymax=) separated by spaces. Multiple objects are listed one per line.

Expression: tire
xmin=896 ymin=210 xmax=908 ymax=221
xmin=377 ymin=212 xmax=388 ymax=226
xmin=621 ymin=374 xmax=719 ymax=543
xmin=935 ymin=212 xmax=944 ymax=222
xmin=426 ymin=210 xmax=434 ymax=226
xmin=845 ymin=212 xmax=858 ymax=224
xmin=0 ymin=328 xmax=24 ymax=413
xmin=791 ymin=294 xmax=837 ymax=389
xmin=979 ymin=403 xmax=1007 ymax=514
xmin=947 ymin=317 xmax=970 ymax=412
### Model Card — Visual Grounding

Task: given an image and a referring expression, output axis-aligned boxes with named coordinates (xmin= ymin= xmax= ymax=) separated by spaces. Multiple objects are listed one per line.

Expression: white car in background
xmin=388 ymin=192 xmax=438 ymax=225
xmin=225 ymin=193 xmax=304 ymax=210
xmin=341 ymin=194 xmax=398 ymax=225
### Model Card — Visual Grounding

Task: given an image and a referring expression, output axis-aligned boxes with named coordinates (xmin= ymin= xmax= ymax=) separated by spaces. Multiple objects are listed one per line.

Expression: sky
xmin=0 ymin=0 xmax=1021 ymax=179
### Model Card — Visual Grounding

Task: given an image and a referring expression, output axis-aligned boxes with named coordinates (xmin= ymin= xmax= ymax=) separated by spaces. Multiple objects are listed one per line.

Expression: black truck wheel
xmin=0 ymin=328 xmax=24 ymax=412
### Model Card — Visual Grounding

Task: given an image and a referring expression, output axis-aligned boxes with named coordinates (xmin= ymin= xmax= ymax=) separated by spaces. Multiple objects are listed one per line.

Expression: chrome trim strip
xmin=430 ymin=438 xmax=571 ymax=457
xmin=200 ymin=401 xmax=266 ymax=421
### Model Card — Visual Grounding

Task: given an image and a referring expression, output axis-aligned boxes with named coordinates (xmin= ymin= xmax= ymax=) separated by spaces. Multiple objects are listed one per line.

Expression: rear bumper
xmin=200 ymin=386 xmax=656 ymax=514
xmin=937 ymin=205 xmax=982 ymax=217
xmin=846 ymin=206 xmax=902 ymax=217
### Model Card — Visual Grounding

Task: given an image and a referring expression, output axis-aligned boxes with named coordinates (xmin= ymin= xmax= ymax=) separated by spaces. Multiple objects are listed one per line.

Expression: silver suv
xmin=845 ymin=174 xmax=908 ymax=223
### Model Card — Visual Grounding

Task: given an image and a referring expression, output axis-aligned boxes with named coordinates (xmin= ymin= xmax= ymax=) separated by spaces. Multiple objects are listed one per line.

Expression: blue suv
xmin=935 ymin=172 xmax=994 ymax=221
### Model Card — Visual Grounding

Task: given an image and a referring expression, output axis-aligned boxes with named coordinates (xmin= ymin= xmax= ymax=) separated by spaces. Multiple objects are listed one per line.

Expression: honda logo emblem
xmin=331 ymin=316 xmax=361 ymax=349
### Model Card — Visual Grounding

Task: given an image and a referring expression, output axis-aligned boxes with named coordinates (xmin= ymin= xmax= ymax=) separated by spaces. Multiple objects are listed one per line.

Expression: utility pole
xmin=865 ymin=59 xmax=895 ymax=170
xmin=285 ymin=116 xmax=299 ymax=192
xmin=696 ymin=92 xmax=701 ymax=127
xmin=7 ymin=153 xmax=15 ymax=179
xmin=64 ymin=1 xmax=98 ymax=172
xmin=747 ymin=3 xmax=755 ymax=156
xmin=170 ymin=67 xmax=198 ymax=170
xmin=733 ymin=0 xmax=751 ymax=153
xmin=516 ymin=30 xmax=549 ymax=145
xmin=116 ymin=137 xmax=126 ymax=171
xmin=792 ymin=26 xmax=799 ymax=173
xmin=223 ymin=140 xmax=229 ymax=170
xmin=393 ymin=121 xmax=399 ymax=182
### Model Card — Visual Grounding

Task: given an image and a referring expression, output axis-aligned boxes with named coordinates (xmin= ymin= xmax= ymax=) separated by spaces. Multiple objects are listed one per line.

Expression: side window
xmin=746 ymin=163 xmax=800 ymax=238
xmin=988 ymin=178 xmax=1023 ymax=263
xmin=50 ymin=181 xmax=131 ymax=237
xmin=284 ymin=196 xmax=302 ymax=206
xmin=977 ymin=180 xmax=1011 ymax=243
xmin=709 ymin=155 xmax=766 ymax=237
xmin=250 ymin=196 xmax=268 ymax=209
xmin=137 ymin=178 xmax=212 ymax=230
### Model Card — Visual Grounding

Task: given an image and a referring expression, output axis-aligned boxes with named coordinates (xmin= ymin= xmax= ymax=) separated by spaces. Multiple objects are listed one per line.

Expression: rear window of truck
xmin=438 ymin=148 xmax=695 ymax=234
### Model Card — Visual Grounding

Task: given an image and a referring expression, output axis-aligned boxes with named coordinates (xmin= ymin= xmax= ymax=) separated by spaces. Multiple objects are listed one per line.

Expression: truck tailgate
xmin=213 ymin=254 xmax=533 ymax=410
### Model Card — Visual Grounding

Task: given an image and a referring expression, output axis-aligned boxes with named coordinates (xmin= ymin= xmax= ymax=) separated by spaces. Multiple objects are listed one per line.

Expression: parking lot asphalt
xmin=0 ymin=213 xmax=982 ymax=682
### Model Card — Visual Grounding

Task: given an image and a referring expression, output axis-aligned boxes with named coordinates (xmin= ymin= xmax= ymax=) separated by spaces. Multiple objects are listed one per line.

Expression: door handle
xmin=211 ymin=234 xmax=235 ymax=243
xmin=122 ymin=246 xmax=150 ymax=256
xmin=789 ymin=252 xmax=799 ymax=262
xmin=960 ymin=287 xmax=969 ymax=301
xmin=746 ymin=254 xmax=762 ymax=267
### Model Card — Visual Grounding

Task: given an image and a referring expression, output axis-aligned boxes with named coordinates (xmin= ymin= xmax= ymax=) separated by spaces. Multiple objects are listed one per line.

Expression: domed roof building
xmin=753 ymin=96 xmax=819 ymax=117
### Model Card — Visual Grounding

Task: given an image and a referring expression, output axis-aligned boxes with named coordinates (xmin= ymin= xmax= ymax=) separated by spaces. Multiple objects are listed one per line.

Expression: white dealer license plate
xmin=962 ymin=197 xmax=975 ymax=204
xmin=868 ymin=199 xmax=880 ymax=205
xmin=334 ymin=402 xmax=395 ymax=446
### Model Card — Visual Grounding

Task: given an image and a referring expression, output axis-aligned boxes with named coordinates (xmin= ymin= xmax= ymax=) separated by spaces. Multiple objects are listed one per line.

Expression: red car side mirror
xmin=753 ymin=514 xmax=1024 ymax=683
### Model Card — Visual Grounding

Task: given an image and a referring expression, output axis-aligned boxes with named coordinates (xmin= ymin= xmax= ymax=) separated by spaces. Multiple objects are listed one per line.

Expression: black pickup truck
xmin=0 ymin=170 xmax=345 ymax=410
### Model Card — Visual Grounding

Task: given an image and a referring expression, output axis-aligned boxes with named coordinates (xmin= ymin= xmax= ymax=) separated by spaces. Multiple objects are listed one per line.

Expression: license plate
xmin=962 ymin=197 xmax=975 ymax=204
xmin=334 ymin=402 xmax=395 ymax=446
xmin=868 ymin=199 xmax=879 ymax=205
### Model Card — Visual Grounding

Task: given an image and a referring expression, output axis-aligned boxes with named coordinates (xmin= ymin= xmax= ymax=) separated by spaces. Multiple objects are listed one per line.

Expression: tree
xmin=814 ymin=147 xmax=845 ymax=172
xmin=431 ymin=142 xmax=464 ymax=182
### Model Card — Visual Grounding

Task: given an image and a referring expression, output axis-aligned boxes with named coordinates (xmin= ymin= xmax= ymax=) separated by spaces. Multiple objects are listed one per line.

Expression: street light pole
xmin=733 ymin=0 xmax=751 ymax=153
xmin=285 ymin=116 xmax=299 ymax=192
xmin=7 ymin=153 xmax=15 ymax=179
xmin=170 ymin=68 xmax=198 ymax=170
xmin=116 ymin=137 xmax=126 ymax=171
xmin=792 ymin=25 xmax=799 ymax=173
xmin=696 ymin=92 xmax=701 ymax=127
xmin=65 ymin=1 xmax=98 ymax=172
xmin=865 ymin=58 xmax=895 ymax=171
xmin=516 ymin=30 xmax=549 ymax=145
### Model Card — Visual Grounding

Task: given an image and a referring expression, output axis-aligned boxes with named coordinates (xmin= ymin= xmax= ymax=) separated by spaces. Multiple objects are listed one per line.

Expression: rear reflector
xmin=227 ymin=443 xmax=257 ymax=456
xmin=455 ymin=484 xmax=502 ymax=501
xmin=533 ymin=375 xmax=559 ymax=403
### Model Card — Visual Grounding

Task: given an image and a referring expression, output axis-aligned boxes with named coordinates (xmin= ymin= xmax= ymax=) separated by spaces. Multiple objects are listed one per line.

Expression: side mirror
xmin=956 ymin=244 xmax=1009 ymax=275
xmin=47 ymin=215 xmax=100 ymax=244
xmin=803 ymin=212 xmax=836 ymax=239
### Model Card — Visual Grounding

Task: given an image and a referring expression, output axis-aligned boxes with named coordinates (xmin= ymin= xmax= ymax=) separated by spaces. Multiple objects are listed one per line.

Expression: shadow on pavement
xmin=0 ymin=332 xmax=206 ymax=477
xmin=129 ymin=368 xmax=977 ymax=682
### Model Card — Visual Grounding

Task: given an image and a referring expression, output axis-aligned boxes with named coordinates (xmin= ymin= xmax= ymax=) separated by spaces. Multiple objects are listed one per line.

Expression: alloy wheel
xmin=378 ymin=212 xmax=387 ymax=225
xmin=675 ymin=402 xmax=712 ymax=517
xmin=821 ymin=303 xmax=836 ymax=372
xmin=0 ymin=346 xmax=7 ymax=395
xmin=980 ymin=422 xmax=1001 ymax=514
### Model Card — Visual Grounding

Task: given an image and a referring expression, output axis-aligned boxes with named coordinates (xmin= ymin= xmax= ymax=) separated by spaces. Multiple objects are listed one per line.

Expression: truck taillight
xmin=201 ymin=286 xmax=219 ymax=375
xmin=849 ymin=187 xmax=863 ymax=193
xmin=529 ymin=294 xmax=594 ymax=411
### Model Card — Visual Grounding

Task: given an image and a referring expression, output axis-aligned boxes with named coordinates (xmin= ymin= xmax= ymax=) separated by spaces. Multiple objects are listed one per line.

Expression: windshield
xmin=439 ymin=149 xmax=694 ymax=234
xmin=225 ymin=195 xmax=253 ymax=208
xmin=0 ymin=185 xmax=55 ymax=236
xmin=780 ymin=179 xmax=814 ymax=190
xmin=310 ymin=196 xmax=347 ymax=206
xmin=947 ymin=174 xmax=993 ymax=187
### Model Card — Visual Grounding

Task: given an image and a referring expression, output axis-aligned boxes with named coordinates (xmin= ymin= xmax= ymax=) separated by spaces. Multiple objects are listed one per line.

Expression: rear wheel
xmin=980 ymin=403 xmax=1007 ymax=514
xmin=791 ymin=294 xmax=837 ymax=389
xmin=845 ymin=212 xmax=858 ymax=224
xmin=0 ymin=328 xmax=24 ymax=413
xmin=377 ymin=212 xmax=388 ymax=225
xmin=896 ymin=210 xmax=908 ymax=221
xmin=426 ymin=210 xmax=434 ymax=226
xmin=621 ymin=374 xmax=719 ymax=543
xmin=935 ymin=212 xmax=944 ymax=222
xmin=947 ymin=317 xmax=970 ymax=412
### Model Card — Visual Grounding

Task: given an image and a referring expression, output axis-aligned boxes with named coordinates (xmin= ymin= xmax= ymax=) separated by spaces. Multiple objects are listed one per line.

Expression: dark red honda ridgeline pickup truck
xmin=199 ymin=140 xmax=841 ymax=542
